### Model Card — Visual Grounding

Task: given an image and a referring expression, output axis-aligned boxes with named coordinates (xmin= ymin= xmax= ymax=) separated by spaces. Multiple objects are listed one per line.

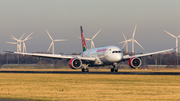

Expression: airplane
xmin=6 ymin=26 xmax=175 ymax=72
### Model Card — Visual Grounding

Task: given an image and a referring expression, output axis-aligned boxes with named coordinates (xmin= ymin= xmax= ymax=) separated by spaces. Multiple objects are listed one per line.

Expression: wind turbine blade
xmin=164 ymin=30 xmax=177 ymax=38
xmin=54 ymin=39 xmax=67 ymax=41
xmin=23 ymin=32 xmax=33 ymax=41
xmin=11 ymin=37 xmax=18 ymax=41
xmin=10 ymin=35 xmax=18 ymax=41
xmin=132 ymin=24 xmax=137 ymax=38
xmin=45 ymin=29 xmax=53 ymax=40
xmin=26 ymin=37 xmax=32 ymax=41
xmin=119 ymin=41 xmax=126 ymax=44
xmin=127 ymin=39 xmax=132 ymax=42
xmin=19 ymin=33 xmax=25 ymax=40
xmin=79 ymin=37 xmax=92 ymax=41
xmin=122 ymin=42 xmax=127 ymax=49
xmin=23 ymin=37 xmax=32 ymax=42
xmin=119 ymin=39 xmax=132 ymax=44
xmin=122 ymin=33 xmax=127 ymax=40
xmin=85 ymin=38 xmax=91 ymax=41
xmin=6 ymin=42 xmax=17 ymax=44
xmin=92 ymin=29 xmax=102 ymax=40
xmin=134 ymin=40 xmax=144 ymax=49
xmin=47 ymin=42 xmax=53 ymax=52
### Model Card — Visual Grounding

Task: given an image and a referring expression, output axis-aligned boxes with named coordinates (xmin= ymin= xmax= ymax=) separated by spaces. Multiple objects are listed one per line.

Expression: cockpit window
xmin=112 ymin=51 xmax=121 ymax=53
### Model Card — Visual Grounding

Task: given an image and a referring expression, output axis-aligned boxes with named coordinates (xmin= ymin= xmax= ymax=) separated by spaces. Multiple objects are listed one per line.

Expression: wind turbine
xmin=6 ymin=34 xmax=25 ymax=52
xmin=6 ymin=32 xmax=33 ymax=53
xmin=78 ymin=29 xmax=102 ymax=49
xmin=119 ymin=33 xmax=131 ymax=53
xmin=130 ymin=24 xmax=144 ymax=54
xmin=164 ymin=30 xmax=180 ymax=54
xmin=46 ymin=29 xmax=67 ymax=54
xmin=85 ymin=29 xmax=102 ymax=49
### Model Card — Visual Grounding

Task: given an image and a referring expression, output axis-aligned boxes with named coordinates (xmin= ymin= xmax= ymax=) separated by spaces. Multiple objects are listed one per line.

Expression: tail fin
xmin=80 ymin=26 xmax=87 ymax=52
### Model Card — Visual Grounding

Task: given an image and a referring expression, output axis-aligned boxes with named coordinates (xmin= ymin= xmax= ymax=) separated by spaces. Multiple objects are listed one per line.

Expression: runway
xmin=1 ymin=70 xmax=180 ymax=75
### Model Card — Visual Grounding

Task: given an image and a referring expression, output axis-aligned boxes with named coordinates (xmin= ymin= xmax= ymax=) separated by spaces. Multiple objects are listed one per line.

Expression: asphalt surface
xmin=1 ymin=70 xmax=180 ymax=75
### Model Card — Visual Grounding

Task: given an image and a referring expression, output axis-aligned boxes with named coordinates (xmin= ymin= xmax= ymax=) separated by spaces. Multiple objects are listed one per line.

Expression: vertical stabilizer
xmin=80 ymin=26 xmax=87 ymax=52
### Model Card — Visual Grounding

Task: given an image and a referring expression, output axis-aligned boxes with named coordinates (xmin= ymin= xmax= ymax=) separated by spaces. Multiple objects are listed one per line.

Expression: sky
xmin=0 ymin=0 xmax=180 ymax=54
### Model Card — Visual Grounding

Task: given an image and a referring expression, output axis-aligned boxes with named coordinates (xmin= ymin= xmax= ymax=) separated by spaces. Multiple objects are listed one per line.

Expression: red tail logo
xmin=80 ymin=26 xmax=87 ymax=52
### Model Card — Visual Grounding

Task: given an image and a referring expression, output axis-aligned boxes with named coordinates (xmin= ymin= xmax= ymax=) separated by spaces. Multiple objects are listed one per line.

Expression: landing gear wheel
xmin=82 ymin=68 xmax=89 ymax=72
xmin=86 ymin=68 xmax=89 ymax=72
xmin=115 ymin=68 xmax=118 ymax=72
xmin=111 ymin=63 xmax=118 ymax=72
xmin=82 ymin=68 xmax=85 ymax=72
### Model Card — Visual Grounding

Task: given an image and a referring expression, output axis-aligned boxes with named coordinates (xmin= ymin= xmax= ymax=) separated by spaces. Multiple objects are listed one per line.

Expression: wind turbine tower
xmin=46 ymin=29 xmax=67 ymax=54
xmin=164 ymin=30 xmax=180 ymax=54
xmin=130 ymin=24 xmax=144 ymax=54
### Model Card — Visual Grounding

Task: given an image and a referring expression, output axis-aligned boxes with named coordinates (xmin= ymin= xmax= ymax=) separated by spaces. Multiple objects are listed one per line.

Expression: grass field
xmin=0 ymin=73 xmax=180 ymax=101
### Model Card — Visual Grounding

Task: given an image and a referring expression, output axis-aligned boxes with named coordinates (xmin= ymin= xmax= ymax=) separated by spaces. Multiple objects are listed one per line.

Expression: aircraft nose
xmin=109 ymin=53 xmax=122 ymax=62
xmin=116 ymin=53 xmax=122 ymax=61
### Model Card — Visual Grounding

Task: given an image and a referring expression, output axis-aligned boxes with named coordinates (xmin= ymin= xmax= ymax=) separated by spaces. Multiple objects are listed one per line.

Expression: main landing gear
xmin=81 ymin=64 xmax=89 ymax=72
xmin=82 ymin=68 xmax=89 ymax=72
xmin=111 ymin=63 xmax=118 ymax=72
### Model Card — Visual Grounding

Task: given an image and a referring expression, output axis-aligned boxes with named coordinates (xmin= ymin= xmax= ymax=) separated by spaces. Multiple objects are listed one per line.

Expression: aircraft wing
xmin=123 ymin=48 xmax=175 ymax=60
xmin=7 ymin=51 xmax=96 ymax=61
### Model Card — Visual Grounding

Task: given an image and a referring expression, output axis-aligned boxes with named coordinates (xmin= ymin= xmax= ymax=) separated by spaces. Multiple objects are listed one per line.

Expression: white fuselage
xmin=81 ymin=46 xmax=123 ymax=65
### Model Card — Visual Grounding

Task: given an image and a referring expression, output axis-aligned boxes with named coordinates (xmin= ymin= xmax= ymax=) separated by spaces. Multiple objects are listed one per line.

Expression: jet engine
xmin=128 ymin=57 xmax=142 ymax=68
xmin=69 ymin=58 xmax=82 ymax=69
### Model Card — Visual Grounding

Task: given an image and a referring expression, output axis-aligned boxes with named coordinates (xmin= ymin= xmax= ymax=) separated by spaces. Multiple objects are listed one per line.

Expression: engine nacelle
xmin=69 ymin=58 xmax=82 ymax=69
xmin=129 ymin=57 xmax=142 ymax=69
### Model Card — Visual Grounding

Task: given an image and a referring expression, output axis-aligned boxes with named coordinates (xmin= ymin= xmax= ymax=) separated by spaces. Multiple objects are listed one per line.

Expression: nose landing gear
xmin=111 ymin=63 xmax=118 ymax=72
